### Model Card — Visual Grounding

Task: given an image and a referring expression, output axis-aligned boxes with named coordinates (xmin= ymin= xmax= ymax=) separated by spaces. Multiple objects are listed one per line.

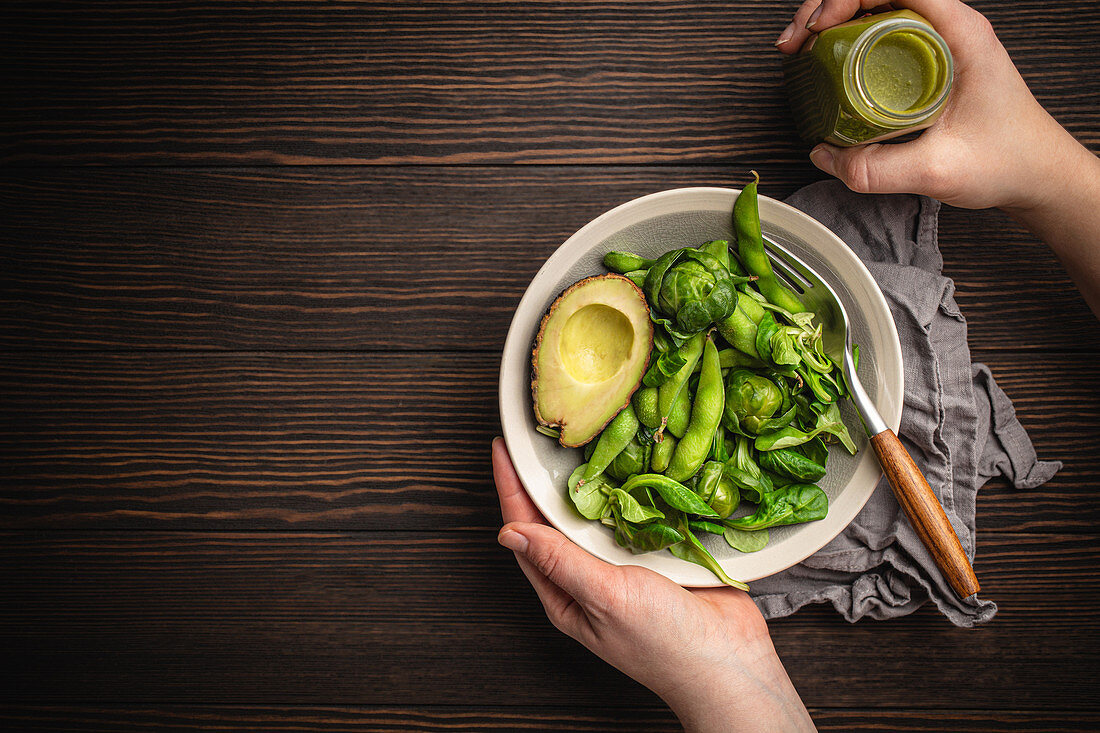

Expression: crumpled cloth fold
xmin=748 ymin=181 xmax=1061 ymax=627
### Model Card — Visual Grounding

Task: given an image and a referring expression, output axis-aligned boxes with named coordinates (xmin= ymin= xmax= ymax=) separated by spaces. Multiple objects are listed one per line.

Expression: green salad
xmin=533 ymin=174 xmax=857 ymax=589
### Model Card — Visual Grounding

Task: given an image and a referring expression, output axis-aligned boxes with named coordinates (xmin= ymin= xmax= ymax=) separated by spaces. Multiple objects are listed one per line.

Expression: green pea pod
xmin=716 ymin=305 xmax=759 ymax=358
xmin=734 ymin=171 xmax=805 ymax=314
xmin=716 ymin=347 xmax=763 ymax=371
xmin=620 ymin=473 xmax=719 ymax=518
xmin=666 ymin=337 xmax=725 ymax=482
xmin=736 ymin=288 xmax=768 ymax=323
xmin=724 ymin=484 xmax=828 ymax=531
xmin=603 ymin=250 xmax=655 ymax=273
xmin=582 ymin=405 xmax=639 ymax=483
xmin=650 ymin=433 xmax=677 ymax=473
xmin=633 ymin=386 xmax=660 ymax=429
xmin=666 ymin=385 xmax=692 ymax=439
xmin=758 ymin=447 xmax=827 ymax=483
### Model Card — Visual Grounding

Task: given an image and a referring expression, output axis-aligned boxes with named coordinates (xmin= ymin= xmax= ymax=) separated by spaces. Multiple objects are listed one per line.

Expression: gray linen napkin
xmin=747 ymin=181 xmax=1061 ymax=627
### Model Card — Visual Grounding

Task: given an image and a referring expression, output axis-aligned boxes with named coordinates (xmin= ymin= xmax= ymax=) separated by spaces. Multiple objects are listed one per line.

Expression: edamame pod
xmin=666 ymin=337 xmax=725 ymax=482
xmin=666 ymin=384 xmax=692 ymax=439
xmin=734 ymin=171 xmax=805 ymax=314
xmin=603 ymin=251 xmax=656 ymax=273
xmin=650 ymin=433 xmax=677 ymax=473
xmin=581 ymin=404 xmax=638 ymax=484
xmin=632 ymin=386 xmax=660 ymax=429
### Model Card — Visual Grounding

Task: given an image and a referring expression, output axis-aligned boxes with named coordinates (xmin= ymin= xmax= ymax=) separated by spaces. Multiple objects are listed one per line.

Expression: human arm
xmin=776 ymin=0 xmax=1100 ymax=318
xmin=492 ymin=437 xmax=816 ymax=732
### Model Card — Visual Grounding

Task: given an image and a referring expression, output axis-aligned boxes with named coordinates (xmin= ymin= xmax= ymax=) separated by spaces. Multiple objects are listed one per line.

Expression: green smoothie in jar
xmin=783 ymin=9 xmax=953 ymax=146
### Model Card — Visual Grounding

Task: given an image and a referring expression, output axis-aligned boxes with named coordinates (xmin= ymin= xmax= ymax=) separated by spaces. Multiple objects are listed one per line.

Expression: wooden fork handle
xmin=870 ymin=429 xmax=981 ymax=599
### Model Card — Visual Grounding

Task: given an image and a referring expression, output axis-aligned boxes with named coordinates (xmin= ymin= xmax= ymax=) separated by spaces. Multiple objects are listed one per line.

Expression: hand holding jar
xmin=777 ymin=0 xmax=1100 ymax=318
xmin=776 ymin=0 xmax=1095 ymax=210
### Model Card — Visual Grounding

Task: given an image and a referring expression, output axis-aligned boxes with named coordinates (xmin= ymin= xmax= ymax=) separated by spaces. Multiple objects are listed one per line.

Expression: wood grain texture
xmin=2 ymin=1 xmax=1098 ymax=729
xmin=0 ymin=705 xmax=1095 ymax=732
xmin=2 ymin=1 xmax=1097 ymax=166
xmin=0 ymin=350 xmax=1093 ymax=531
xmin=0 ymin=531 xmax=1096 ymax=709
xmin=2 ymin=167 xmax=1097 ymax=352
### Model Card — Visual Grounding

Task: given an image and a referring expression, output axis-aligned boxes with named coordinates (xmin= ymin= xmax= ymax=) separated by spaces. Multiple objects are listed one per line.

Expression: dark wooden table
xmin=2 ymin=1 xmax=1098 ymax=730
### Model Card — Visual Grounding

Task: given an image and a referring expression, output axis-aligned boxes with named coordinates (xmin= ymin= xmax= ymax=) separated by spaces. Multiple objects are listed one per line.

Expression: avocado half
xmin=532 ymin=273 xmax=653 ymax=447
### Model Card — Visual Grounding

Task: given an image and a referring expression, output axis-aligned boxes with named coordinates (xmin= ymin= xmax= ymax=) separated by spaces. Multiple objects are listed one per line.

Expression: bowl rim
xmin=499 ymin=185 xmax=903 ymax=586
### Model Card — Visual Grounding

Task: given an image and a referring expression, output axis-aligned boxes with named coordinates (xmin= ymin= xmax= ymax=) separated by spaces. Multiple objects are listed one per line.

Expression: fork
xmin=763 ymin=236 xmax=981 ymax=599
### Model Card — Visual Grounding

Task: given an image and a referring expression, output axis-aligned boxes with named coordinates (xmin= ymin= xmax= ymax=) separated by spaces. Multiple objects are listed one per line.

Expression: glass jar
xmin=782 ymin=9 xmax=953 ymax=146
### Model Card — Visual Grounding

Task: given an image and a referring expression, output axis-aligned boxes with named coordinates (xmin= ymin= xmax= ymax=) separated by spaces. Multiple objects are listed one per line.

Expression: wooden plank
xmin=2 ymin=1 xmax=1096 ymax=166
xmin=0 ymin=531 xmax=1096 ymax=709
xmin=2 ymin=167 xmax=1096 ymax=352
xmin=0 ymin=351 xmax=1092 ymax=531
xmin=0 ymin=705 xmax=1095 ymax=732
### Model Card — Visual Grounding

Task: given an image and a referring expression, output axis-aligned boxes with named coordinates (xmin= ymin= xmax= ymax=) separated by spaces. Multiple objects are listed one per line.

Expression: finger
xmin=775 ymin=0 xmax=824 ymax=53
xmin=510 ymin=548 xmax=594 ymax=642
xmin=498 ymin=521 xmax=614 ymax=615
xmin=777 ymin=0 xmax=980 ymax=56
xmin=492 ymin=437 xmax=545 ymax=525
xmin=890 ymin=0 xmax=984 ymax=49
xmin=809 ymin=140 xmax=945 ymax=196
xmin=807 ymin=0 xmax=894 ymax=33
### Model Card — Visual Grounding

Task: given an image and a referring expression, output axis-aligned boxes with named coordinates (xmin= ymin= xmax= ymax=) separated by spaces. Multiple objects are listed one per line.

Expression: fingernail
xmin=805 ymin=5 xmax=823 ymax=29
xmin=774 ymin=23 xmax=795 ymax=46
xmin=809 ymin=145 xmax=834 ymax=173
xmin=498 ymin=528 xmax=529 ymax=554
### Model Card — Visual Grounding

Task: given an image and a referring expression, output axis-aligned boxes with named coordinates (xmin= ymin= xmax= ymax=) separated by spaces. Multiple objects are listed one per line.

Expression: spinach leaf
xmin=758 ymin=447 xmax=827 ymax=483
xmin=567 ymin=463 xmax=613 ymax=520
xmin=724 ymin=484 xmax=828 ymax=531
xmin=723 ymin=527 xmax=769 ymax=553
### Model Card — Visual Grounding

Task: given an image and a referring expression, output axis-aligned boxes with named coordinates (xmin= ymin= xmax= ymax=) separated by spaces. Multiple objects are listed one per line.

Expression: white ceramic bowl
xmin=499 ymin=187 xmax=903 ymax=587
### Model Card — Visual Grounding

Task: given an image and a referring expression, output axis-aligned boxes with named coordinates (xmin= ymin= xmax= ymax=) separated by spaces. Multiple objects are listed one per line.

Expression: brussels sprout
xmin=644 ymin=248 xmax=745 ymax=337
xmin=724 ymin=369 xmax=783 ymax=434
xmin=658 ymin=260 xmax=715 ymax=315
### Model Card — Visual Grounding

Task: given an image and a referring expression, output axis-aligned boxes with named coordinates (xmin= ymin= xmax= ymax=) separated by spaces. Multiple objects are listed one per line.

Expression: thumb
xmin=810 ymin=141 xmax=941 ymax=196
xmin=499 ymin=521 xmax=613 ymax=612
